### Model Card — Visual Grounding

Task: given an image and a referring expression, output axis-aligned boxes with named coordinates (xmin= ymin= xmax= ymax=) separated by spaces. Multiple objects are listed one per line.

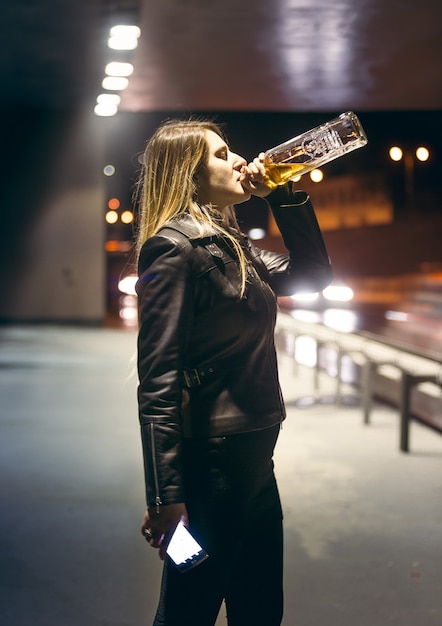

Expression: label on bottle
xmin=302 ymin=129 xmax=343 ymax=159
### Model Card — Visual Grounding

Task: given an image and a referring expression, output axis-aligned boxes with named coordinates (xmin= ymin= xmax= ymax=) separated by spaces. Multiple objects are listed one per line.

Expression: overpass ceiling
xmin=2 ymin=0 xmax=441 ymax=112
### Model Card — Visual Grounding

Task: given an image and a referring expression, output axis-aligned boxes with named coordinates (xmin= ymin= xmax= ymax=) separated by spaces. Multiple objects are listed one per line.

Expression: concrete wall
xmin=1 ymin=109 xmax=106 ymax=323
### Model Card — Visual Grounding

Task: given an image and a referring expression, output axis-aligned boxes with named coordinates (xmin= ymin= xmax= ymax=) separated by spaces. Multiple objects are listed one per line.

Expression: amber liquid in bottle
xmin=262 ymin=162 xmax=307 ymax=189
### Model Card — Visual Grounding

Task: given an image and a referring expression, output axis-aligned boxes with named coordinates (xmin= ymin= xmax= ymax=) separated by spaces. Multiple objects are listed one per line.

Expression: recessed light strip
xmin=94 ymin=24 xmax=140 ymax=117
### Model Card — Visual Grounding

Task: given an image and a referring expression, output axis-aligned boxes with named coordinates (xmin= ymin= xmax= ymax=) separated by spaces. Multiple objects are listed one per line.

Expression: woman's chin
xmin=238 ymin=186 xmax=252 ymax=201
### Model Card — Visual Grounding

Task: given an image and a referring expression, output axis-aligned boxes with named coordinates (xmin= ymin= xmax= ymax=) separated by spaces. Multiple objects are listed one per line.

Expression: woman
xmin=135 ymin=119 xmax=332 ymax=626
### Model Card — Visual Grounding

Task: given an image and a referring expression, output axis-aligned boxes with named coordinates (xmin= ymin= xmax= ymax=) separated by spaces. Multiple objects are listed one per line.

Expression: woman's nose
xmin=233 ymin=153 xmax=247 ymax=169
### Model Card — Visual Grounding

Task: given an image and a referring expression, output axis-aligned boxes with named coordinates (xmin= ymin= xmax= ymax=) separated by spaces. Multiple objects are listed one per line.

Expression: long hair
xmin=134 ymin=119 xmax=249 ymax=293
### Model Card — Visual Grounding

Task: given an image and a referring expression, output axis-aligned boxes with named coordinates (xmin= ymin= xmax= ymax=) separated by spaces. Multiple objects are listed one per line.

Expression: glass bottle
xmin=262 ymin=111 xmax=368 ymax=189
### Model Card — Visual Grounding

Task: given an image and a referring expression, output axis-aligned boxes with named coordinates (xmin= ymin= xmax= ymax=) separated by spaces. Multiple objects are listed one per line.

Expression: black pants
xmin=152 ymin=424 xmax=284 ymax=626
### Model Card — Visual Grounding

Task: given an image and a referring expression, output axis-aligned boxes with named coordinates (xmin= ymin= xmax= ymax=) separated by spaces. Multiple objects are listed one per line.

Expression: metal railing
xmin=275 ymin=312 xmax=442 ymax=452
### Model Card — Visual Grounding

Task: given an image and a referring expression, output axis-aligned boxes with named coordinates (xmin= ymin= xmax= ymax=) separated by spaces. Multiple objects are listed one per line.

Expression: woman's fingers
xmin=140 ymin=504 xmax=188 ymax=560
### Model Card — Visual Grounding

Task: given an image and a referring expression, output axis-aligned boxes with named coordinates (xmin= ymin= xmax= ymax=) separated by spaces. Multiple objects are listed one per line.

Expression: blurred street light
xmin=388 ymin=145 xmax=430 ymax=213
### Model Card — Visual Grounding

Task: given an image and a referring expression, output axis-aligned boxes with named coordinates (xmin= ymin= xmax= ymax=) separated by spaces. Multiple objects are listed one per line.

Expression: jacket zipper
xmin=149 ymin=423 xmax=162 ymax=512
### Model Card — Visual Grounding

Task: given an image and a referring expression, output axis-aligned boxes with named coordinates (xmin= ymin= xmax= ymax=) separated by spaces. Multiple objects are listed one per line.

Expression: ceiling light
xmin=94 ymin=103 xmax=118 ymax=117
xmin=108 ymin=25 xmax=141 ymax=50
xmin=105 ymin=62 xmax=134 ymax=77
xmin=108 ymin=37 xmax=138 ymax=51
xmin=110 ymin=25 xmax=141 ymax=39
xmin=102 ymin=76 xmax=129 ymax=90
xmin=97 ymin=93 xmax=121 ymax=105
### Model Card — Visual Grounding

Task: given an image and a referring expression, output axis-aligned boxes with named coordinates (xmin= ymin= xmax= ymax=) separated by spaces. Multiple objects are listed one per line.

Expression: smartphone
xmin=166 ymin=520 xmax=209 ymax=573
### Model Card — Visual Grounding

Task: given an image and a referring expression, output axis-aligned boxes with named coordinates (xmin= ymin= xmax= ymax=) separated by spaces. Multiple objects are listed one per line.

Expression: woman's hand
xmin=240 ymin=153 xmax=273 ymax=198
xmin=141 ymin=503 xmax=188 ymax=560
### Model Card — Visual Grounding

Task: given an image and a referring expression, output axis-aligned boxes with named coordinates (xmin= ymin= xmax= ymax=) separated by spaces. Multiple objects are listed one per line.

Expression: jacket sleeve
xmin=136 ymin=234 xmax=193 ymax=507
xmin=255 ymin=186 xmax=333 ymax=296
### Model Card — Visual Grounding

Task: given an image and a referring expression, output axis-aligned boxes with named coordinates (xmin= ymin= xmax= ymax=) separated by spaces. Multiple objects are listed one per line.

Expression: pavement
xmin=1 ymin=324 xmax=441 ymax=626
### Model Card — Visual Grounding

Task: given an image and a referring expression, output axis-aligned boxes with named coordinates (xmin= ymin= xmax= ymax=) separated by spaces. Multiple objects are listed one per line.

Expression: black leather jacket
xmin=136 ymin=187 xmax=332 ymax=507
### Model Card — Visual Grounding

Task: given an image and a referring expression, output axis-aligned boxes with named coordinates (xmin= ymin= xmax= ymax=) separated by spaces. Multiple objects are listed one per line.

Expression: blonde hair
xmin=134 ymin=119 xmax=249 ymax=293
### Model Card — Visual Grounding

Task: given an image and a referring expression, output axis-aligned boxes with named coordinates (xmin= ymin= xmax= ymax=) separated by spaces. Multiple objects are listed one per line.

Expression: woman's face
xmin=196 ymin=130 xmax=251 ymax=209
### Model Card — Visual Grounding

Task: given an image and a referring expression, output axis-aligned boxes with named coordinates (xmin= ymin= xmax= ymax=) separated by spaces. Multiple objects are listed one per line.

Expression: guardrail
xmin=275 ymin=312 xmax=442 ymax=452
